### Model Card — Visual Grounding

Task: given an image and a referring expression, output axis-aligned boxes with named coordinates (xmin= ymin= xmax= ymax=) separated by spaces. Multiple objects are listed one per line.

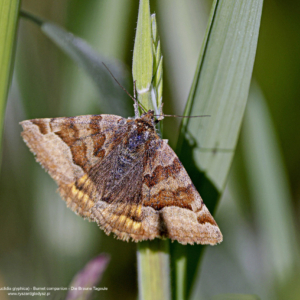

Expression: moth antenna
xmin=133 ymin=80 xmax=139 ymax=118
xmin=154 ymin=103 xmax=165 ymax=122
xmin=154 ymin=114 xmax=211 ymax=118
xmin=102 ymin=62 xmax=146 ymax=114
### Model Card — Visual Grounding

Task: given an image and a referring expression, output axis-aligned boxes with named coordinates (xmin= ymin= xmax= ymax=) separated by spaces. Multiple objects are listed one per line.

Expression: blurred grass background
xmin=0 ymin=0 xmax=300 ymax=300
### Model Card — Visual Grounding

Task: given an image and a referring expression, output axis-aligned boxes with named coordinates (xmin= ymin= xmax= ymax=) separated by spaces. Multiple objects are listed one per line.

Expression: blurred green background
xmin=1 ymin=0 xmax=300 ymax=300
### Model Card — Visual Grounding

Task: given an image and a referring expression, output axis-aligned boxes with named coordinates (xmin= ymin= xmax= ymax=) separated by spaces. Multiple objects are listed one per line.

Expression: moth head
xmin=140 ymin=110 xmax=155 ymax=124
xmin=135 ymin=110 xmax=157 ymax=133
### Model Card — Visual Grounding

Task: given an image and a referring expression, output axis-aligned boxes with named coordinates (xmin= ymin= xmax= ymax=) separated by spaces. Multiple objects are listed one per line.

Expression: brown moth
xmin=20 ymin=110 xmax=222 ymax=245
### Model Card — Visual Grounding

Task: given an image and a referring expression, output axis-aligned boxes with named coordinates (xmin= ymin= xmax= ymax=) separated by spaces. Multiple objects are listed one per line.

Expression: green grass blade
xmin=0 ymin=0 xmax=20 ymax=156
xmin=132 ymin=0 xmax=153 ymax=112
xmin=41 ymin=23 xmax=131 ymax=115
xmin=157 ymin=1 xmax=208 ymax=117
xmin=20 ymin=11 xmax=132 ymax=116
xmin=177 ymin=0 xmax=263 ymax=192
xmin=241 ymin=83 xmax=298 ymax=283
xmin=134 ymin=1 xmax=171 ymax=300
xmin=173 ymin=0 xmax=264 ymax=298
xmin=137 ymin=240 xmax=171 ymax=300
xmin=151 ymin=13 xmax=163 ymax=116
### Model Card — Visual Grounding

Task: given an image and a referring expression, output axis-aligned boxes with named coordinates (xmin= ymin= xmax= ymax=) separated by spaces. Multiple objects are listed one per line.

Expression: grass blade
xmin=134 ymin=1 xmax=171 ymax=300
xmin=177 ymin=0 xmax=264 ymax=192
xmin=0 ymin=0 xmax=20 ymax=157
xmin=173 ymin=0 xmax=264 ymax=298
xmin=20 ymin=10 xmax=132 ymax=116
xmin=137 ymin=240 xmax=171 ymax=300
xmin=132 ymin=0 xmax=153 ymax=112
xmin=241 ymin=83 xmax=298 ymax=283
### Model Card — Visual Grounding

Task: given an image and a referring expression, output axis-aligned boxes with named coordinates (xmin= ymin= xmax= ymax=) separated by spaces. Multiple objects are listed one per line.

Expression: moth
xmin=20 ymin=110 xmax=222 ymax=245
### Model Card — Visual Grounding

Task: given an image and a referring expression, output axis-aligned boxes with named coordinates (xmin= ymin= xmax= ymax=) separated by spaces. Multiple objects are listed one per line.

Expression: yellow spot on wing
xmin=78 ymin=174 xmax=88 ymax=185
xmin=101 ymin=211 xmax=142 ymax=232
xmin=119 ymin=215 xmax=141 ymax=231
xmin=118 ymin=215 xmax=127 ymax=224
xmin=70 ymin=184 xmax=91 ymax=204
xmin=130 ymin=204 xmax=142 ymax=218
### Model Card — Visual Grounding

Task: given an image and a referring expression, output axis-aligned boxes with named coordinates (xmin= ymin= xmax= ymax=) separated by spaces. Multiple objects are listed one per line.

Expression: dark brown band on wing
xmin=143 ymin=184 xmax=194 ymax=211
xmin=197 ymin=214 xmax=217 ymax=226
xmin=31 ymin=120 xmax=50 ymax=135
xmin=88 ymin=115 xmax=103 ymax=132
xmin=93 ymin=134 xmax=106 ymax=157
xmin=51 ymin=117 xmax=78 ymax=146
xmin=51 ymin=117 xmax=106 ymax=171
xmin=143 ymin=158 xmax=182 ymax=188
xmin=51 ymin=118 xmax=90 ymax=170
xmin=70 ymin=143 xmax=89 ymax=170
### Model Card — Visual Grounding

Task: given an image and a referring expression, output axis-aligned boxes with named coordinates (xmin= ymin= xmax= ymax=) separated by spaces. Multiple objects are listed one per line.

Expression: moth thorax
xmin=127 ymin=131 xmax=149 ymax=151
